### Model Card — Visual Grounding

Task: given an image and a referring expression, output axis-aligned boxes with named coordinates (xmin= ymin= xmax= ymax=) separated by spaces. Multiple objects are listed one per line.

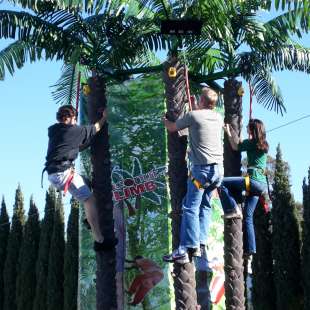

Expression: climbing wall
xmin=108 ymin=74 xmax=173 ymax=309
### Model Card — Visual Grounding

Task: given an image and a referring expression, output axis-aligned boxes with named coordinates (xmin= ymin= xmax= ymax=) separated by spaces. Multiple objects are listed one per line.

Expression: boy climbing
xmin=162 ymin=87 xmax=223 ymax=263
xmin=44 ymin=104 xmax=117 ymax=251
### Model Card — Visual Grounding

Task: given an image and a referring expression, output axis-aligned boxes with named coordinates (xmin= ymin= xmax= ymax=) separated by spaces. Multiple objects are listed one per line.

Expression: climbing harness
xmin=190 ymin=173 xmax=210 ymax=190
xmin=244 ymin=167 xmax=271 ymax=213
xmin=188 ymin=165 xmax=217 ymax=190
xmin=244 ymin=175 xmax=251 ymax=194
xmin=63 ymin=167 xmax=75 ymax=197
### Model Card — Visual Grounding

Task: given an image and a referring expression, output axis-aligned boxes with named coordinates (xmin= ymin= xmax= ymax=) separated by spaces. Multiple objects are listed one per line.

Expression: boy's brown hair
xmin=56 ymin=105 xmax=77 ymax=122
xmin=201 ymin=87 xmax=218 ymax=109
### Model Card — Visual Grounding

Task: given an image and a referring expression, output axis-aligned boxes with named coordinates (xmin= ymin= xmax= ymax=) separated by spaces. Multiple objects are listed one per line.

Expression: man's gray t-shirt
xmin=176 ymin=109 xmax=223 ymax=165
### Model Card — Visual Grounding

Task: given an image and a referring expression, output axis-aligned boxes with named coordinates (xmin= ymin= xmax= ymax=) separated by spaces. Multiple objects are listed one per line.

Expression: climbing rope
xmin=75 ymin=70 xmax=81 ymax=117
xmin=184 ymin=65 xmax=192 ymax=111
xmin=248 ymin=81 xmax=254 ymax=121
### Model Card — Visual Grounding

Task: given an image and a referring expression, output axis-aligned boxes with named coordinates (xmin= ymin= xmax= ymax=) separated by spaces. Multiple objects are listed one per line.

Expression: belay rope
xmin=75 ymin=70 xmax=81 ymax=116
xmin=184 ymin=65 xmax=192 ymax=111
xmin=248 ymin=81 xmax=254 ymax=121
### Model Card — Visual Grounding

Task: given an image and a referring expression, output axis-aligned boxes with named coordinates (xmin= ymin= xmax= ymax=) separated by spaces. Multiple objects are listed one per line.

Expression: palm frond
xmin=241 ymin=59 xmax=286 ymax=115
xmin=260 ymin=0 xmax=306 ymax=11
xmin=264 ymin=7 xmax=310 ymax=40
xmin=7 ymin=0 xmax=82 ymax=13
xmin=241 ymin=44 xmax=310 ymax=75
xmin=0 ymin=40 xmax=45 ymax=80
xmin=51 ymin=63 xmax=89 ymax=105
xmin=134 ymin=0 xmax=171 ymax=18
xmin=186 ymin=47 xmax=224 ymax=75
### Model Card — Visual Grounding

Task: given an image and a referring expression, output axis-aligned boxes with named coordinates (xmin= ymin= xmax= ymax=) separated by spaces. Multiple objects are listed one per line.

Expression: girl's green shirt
xmin=238 ymin=139 xmax=267 ymax=184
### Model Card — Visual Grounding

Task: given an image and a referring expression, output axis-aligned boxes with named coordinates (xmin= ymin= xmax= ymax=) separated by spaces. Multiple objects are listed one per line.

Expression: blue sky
xmin=0 ymin=3 xmax=310 ymax=219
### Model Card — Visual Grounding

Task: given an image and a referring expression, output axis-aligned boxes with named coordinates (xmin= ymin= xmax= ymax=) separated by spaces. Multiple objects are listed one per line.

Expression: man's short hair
xmin=201 ymin=87 xmax=218 ymax=109
xmin=56 ymin=105 xmax=77 ymax=122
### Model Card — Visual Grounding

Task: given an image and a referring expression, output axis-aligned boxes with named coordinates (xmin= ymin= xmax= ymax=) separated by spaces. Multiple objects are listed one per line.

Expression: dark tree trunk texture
xmin=223 ymin=78 xmax=245 ymax=310
xmin=252 ymin=206 xmax=276 ymax=310
xmin=162 ymin=58 xmax=198 ymax=310
xmin=87 ymin=76 xmax=117 ymax=310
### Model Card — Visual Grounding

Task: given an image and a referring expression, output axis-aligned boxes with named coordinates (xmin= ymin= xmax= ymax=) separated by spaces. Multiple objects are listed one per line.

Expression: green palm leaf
xmin=241 ymin=57 xmax=285 ymax=115
xmin=0 ymin=40 xmax=45 ymax=80
xmin=51 ymin=63 xmax=89 ymax=105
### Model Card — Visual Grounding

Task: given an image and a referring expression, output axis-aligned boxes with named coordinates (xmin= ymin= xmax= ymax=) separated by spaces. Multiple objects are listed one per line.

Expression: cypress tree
xmin=47 ymin=192 xmax=65 ymax=310
xmin=302 ymin=168 xmax=310 ymax=309
xmin=16 ymin=197 xmax=40 ymax=310
xmin=0 ymin=197 xmax=10 ymax=310
xmin=33 ymin=187 xmax=56 ymax=310
xmin=64 ymin=198 xmax=79 ymax=310
xmin=272 ymin=145 xmax=303 ymax=310
xmin=3 ymin=185 xmax=25 ymax=310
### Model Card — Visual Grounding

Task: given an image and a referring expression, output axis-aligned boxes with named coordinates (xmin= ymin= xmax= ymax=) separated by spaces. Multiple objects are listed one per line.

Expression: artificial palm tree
xmin=0 ymin=1 xmax=166 ymax=309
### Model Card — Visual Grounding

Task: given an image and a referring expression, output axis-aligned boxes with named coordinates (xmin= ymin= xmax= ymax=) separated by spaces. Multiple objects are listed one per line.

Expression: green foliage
xmin=33 ymin=186 xmax=56 ymax=310
xmin=16 ymin=197 xmax=40 ymax=310
xmin=0 ymin=197 xmax=10 ymax=310
xmin=0 ymin=0 xmax=165 ymax=98
xmin=302 ymin=168 xmax=310 ymax=309
xmin=271 ymin=144 xmax=303 ymax=310
xmin=3 ymin=1 xmax=310 ymax=113
xmin=64 ymin=198 xmax=79 ymax=310
xmin=3 ymin=185 xmax=25 ymax=310
xmin=47 ymin=192 xmax=65 ymax=310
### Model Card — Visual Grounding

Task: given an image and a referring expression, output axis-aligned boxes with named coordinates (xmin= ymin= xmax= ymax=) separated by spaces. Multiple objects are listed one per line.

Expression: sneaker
xmin=200 ymin=244 xmax=207 ymax=259
xmin=163 ymin=249 xmax=190 ymax=264
xmin=188 ymin=247 xmax=201 ymax=257
xmin=223 ymin=206 xmax=243 ymax=219
xmin=93 ymin=238 xmax=118 ymax=252
xmin=244 ymin=254 xmax=253 ymax=274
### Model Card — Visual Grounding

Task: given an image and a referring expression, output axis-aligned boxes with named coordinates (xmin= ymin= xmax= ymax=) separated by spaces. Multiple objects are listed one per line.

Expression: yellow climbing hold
xmin=237 ymin=86 xmax=245 ymax=96
xmin=168 ymin=67 xmax=177 ymax=78
xmin=83 ymin=84 xmax=91 ymax=96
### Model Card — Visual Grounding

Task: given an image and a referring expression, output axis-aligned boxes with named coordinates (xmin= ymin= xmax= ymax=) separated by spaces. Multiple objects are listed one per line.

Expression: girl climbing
xmin=219 ymin=118 xmax=269 ymax=257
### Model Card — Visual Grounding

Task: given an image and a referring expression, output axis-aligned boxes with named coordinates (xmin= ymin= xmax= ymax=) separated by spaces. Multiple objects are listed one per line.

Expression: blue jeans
xmin=179 ymin=164 xmax=221 ymax=249
xmin=219 ymin=177 xmax=267 ymax=254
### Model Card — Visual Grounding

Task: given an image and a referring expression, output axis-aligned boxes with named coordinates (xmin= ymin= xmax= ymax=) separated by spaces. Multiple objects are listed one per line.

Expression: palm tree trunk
xmin=87 ymin=75 xmax=117 ymax=310
xmin=223 ymin=78 xmax=245 ymax=310
xmin=162 ymin=58 xmax=198 ymax=310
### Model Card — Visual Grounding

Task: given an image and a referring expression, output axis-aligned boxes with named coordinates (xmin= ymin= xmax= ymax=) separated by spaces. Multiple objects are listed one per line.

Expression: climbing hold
xmin=237 ymin=86 xmax=244 ymax=96
xmin=168 ymin=67 xmax=177 ymax=78
xmin=82 ymin=84 xmax=91 ymax=96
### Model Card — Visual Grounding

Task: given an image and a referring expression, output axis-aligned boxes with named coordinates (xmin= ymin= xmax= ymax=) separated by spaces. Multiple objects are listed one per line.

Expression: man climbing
xmin=162 ymin=87 xmax=223 ymax=263
xmin=44 ymin=104 xmax=117 ymax=251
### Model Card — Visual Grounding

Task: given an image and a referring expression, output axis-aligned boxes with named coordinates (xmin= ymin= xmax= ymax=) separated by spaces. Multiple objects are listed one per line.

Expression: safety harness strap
xmin=63 ymin=168 xmax=75 ymax=196
xmin=189 ymin=172 xmax=210 ymax=190
xmin=244 ymin=175 xmax=251 ymax=194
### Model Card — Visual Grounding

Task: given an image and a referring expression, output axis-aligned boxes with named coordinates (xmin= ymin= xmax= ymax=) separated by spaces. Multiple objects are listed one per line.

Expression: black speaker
xmin=160 ymin=19 xmax=203 ymax=35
